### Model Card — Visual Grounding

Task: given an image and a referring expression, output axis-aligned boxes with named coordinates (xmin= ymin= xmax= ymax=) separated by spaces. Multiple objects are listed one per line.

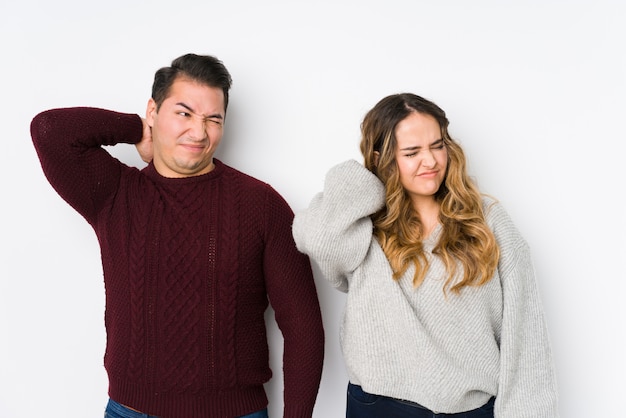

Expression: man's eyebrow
xmin=399 ymin=138 xmax=443 ymax=151
xmin=175 ymin=102 xmax=224 ymax=119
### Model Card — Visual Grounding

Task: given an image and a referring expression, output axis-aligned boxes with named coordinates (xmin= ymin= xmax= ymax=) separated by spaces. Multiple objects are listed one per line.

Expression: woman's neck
xmin=412 ymin=197 xmax=440 ymax=238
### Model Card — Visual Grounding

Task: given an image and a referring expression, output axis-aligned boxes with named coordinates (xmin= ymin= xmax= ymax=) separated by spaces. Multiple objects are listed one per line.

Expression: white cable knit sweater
xmin=292 ymin=160 xmax=559 ymax=417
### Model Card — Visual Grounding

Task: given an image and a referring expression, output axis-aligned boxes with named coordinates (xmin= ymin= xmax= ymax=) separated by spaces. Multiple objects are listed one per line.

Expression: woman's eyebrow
xmin=399 ymin=138 xmax=443 ymax=151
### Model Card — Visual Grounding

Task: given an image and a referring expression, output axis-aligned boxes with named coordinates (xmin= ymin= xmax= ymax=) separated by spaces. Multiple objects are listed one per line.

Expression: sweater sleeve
xmin=262 ymin=186 xmax=325 ymax=418
xmin=30 ymin=107 xmax=144 ymax=224
xmin=488 ymin=203 xmax=560 ymax=417
xmin=292 ymin=160 xmax=385 ymax=292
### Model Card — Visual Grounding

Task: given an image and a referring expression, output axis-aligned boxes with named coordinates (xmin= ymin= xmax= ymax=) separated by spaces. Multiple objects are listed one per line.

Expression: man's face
xmin=146 ymin=77 xmax=225 ymax=178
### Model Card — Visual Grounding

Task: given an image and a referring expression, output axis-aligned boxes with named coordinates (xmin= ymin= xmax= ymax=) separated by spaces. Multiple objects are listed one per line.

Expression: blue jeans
xmin=105 ymin=398 xmax=269 ymax=418
xmin=346 ymin=383 xmax=494 ymax=418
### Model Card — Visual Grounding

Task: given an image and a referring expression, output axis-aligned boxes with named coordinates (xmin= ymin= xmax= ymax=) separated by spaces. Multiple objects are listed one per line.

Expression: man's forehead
xmin=167 ymin=79 xmax=225 ymax=114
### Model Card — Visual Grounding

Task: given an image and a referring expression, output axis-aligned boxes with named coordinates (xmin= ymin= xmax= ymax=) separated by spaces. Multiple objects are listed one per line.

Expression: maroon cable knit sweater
xmin=30 ymin=107 xmax=325 ymax=418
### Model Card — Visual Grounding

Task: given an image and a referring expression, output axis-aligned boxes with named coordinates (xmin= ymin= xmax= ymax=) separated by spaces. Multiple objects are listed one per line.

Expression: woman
xmin=292 ymin=93 xmax=558 ymax=417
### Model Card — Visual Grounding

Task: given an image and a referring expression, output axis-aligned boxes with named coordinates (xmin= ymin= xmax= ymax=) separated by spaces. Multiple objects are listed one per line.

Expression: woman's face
xmin=394 ymin=112 xmax=448 ymax=205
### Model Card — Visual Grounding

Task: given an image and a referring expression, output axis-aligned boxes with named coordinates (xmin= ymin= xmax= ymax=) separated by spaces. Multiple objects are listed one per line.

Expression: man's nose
xmin=188 ymin=116 xmax=207 ymax=140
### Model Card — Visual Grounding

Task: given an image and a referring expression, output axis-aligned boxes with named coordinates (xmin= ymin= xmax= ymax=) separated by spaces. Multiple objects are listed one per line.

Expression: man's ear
xmin=146 ymin=98 xmax=157 ymax=127
xmin=373 ymin=151 xmax=380 ymax=167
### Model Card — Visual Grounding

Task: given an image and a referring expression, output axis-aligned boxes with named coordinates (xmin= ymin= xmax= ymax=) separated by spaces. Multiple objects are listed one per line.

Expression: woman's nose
xmin=421 ymin=150 xmax=436 ymax=167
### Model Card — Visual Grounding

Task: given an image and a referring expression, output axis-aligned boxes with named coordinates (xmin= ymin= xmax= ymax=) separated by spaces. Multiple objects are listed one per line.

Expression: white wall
xmin=1 ymin=1 xmax=624 ymax=417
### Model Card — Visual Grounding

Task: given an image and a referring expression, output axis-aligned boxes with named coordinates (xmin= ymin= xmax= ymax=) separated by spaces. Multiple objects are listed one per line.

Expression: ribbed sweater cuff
xmin=284 ymin=403 xmax=316 ymax=418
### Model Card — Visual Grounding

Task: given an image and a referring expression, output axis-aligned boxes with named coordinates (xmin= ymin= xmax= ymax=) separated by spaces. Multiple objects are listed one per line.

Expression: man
xmin=31 ymin=53 xmax=325 ymax=418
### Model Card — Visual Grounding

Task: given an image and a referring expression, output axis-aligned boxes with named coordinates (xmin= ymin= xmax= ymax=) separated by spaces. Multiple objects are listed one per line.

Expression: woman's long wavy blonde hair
xmin=360 ymin=93 xmax=499 ymax=293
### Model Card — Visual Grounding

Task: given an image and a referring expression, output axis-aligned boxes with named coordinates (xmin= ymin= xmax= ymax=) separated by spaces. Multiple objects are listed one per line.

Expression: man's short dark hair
xmin=151 ymin=53 xmax=233 ymax=111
